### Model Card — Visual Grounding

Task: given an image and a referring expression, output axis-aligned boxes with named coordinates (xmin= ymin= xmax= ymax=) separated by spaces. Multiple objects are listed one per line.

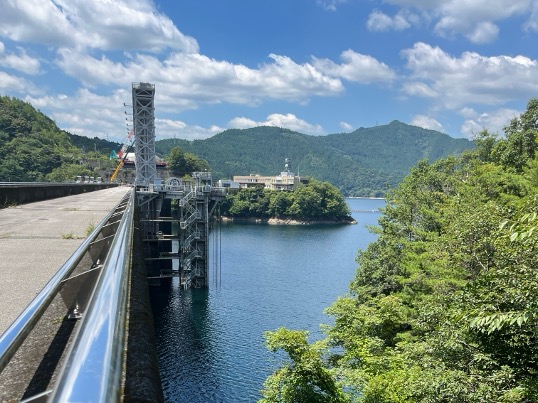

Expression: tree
xmin=260 ymin=328 xmax=348 ymax=403
xmin=220 ymin=180 xmax=352 ymax=221
xmin=0 ymin=95 xmax=87 ymax=182
xmin=46 ymin=163 xmax=93 ymax=182
xmin=168 ymin=146 xmax=210 ymax=176
xmin=168 ymin=147 xmax=187 ymax=176
xmin=496 ymin=98 xmax=538 ymax=171
xmin=259 ymin=98 xmax=538 ymax=402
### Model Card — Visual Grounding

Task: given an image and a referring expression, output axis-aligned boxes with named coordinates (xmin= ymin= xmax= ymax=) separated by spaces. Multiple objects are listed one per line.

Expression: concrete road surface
xmin=0 ymin=186 xmax=131 ymax=334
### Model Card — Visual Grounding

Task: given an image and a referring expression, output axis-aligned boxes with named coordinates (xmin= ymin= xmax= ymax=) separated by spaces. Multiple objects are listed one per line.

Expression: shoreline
xmin=220 ymin=216 xmax=357 ymax=225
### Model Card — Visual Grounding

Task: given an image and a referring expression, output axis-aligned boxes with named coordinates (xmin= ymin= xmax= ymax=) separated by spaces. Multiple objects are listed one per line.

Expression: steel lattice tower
xmin=132 ymin=82 xmax=156 ymax=187
xmin=130 ymin=82 xmax=226 ymax=288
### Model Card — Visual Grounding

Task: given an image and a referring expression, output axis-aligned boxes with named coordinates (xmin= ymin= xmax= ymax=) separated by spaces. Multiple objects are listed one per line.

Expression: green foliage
xmin=221 ymin=180 xmax=352 ymax=221
xmin=167 ymin=146 xmax=210 ymax=176
xmin=46 ymin=163 xmax=93 ymax=182
xmin=0 ymin=96 xmax=93 ymax=181
xmin=260 ymin=328 xmax=349 ymax=403
xmin=261 ymin=99 xmax=538 ymax=402
xmin=66 ymin=131 xmax=122 ymax=156
xmin=155 ymin=123 xmax=474 ymax=197
xmin=496 ymin=99 xmax=538 ymax=172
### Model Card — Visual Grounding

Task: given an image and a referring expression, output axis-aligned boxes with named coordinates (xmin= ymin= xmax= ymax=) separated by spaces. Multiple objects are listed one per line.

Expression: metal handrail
xmin=0 ymin=192 xmax=130 ymax=373
xmin=50 ymin=188 xmax=135 ymax=402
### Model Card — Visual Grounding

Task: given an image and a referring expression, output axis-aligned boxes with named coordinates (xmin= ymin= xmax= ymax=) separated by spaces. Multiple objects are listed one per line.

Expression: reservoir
xmin=149 ymin=198 xmax=385 ymax=402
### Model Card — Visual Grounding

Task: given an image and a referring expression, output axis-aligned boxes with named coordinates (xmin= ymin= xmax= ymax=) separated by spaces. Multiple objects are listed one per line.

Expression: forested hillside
xmin=0 ymin=96 xmax=81 ymax=181
xmin=67 ymin=132 xmax=121 ymax=156
xmin=0 ymin=94 xmax=472 ymax=193
xmin=220 ymin=179 xmax=353 ymax=222
xmin=260 ymin=99 xmax=538 ymax=402
xmin=156 ymin=122 xmax=473 ymax=196
xmin=0 ymin=96 xmax=118 ymax=182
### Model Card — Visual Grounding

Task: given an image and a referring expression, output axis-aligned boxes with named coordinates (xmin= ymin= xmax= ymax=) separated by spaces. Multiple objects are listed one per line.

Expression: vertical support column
xmin=132 ymin=82 xmax=156 ymax=188
xmin=132 ymin=82 xmax=160 ymax=240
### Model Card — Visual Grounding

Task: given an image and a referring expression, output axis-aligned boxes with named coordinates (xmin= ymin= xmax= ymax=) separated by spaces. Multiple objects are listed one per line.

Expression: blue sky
xmin=0 ymin=0 xmax=537 ymax=143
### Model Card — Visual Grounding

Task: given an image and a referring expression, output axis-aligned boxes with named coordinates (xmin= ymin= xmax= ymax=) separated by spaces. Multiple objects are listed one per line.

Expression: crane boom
xmin=110 ymin=160 xmax=123 ymax=182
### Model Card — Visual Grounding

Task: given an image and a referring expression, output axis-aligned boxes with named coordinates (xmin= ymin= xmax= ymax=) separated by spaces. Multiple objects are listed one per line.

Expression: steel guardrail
xmin=50 ymin=188 xmax=135 ymax=402
xmin=0 ymin=194 xmax=129 ymax=373
xmin=0 ymin=188 xmax=134 ymax=402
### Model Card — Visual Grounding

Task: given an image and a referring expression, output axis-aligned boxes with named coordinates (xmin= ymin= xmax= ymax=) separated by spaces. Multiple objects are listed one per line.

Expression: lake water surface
xmin=149 ymin=198 xmax=385 ymax=402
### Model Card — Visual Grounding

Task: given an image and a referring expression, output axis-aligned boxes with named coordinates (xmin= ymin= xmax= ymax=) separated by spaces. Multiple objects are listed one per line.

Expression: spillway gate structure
xmin=131 ymin=82 xmax=225 ymax=288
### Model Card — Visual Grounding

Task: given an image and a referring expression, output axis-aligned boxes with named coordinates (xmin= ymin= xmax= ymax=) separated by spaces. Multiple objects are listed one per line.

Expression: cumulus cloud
xmin=56 ymin=50 xmax=344 ymax=106
xmin=401 ymin=42 xmax=538 ymax=109
xmin=25 ymin=88 xmax=226 ymax=141
xmin=411 ymin=115 xmax=444 ymax=132
xmin=340 ymin=121 xmax=353 ymax=131
xmin=0 ymin=42 xmax=41 ymax=74
xmin=459 ymin=107 xmax=520 ymax=138
xmin=367 ymin=10 xmax=413 ymax=32
xmin=0 ymin=0 xmax=198 ymax=52
xmin=229 ymin=113 xmax=324 ymax=135
xmin=524 ymin=1 xmax=538 ymax=31
xmin=0 ymin=71 xmax=40 ymax=94
xmin=25 ymin=86 xmax=326 ymax=140
xmin=401 ymin=81 xmax=438 ymax=98
xmin=463 ymin=21 xmax=499 ymax=44
xmin=26 ymin=88 xmax=131 ymax=141
xmin=156 ymin=119 xmax=224 ymax=140
xmin=313 ymin=50 xmax=396 ymax=84
xmin=378 ymin=0 xmax=532 ymax=43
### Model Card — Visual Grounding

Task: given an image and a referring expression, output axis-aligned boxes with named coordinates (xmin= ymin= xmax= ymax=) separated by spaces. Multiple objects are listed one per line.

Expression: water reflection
xmin=150 ymin=281 xmax=222 ymax=401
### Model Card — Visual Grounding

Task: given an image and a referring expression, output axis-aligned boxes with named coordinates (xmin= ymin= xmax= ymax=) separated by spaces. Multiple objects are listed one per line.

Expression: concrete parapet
xmin=0 ymin=183 xmax=119 ymax=207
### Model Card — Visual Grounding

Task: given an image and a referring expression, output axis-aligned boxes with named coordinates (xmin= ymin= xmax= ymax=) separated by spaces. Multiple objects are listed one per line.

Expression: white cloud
xmin=0 ymin=42 xmax=41 ymax=74
xmin=0 ymin=71 xmax=36 ymax=94
xmin=411 ymin=115 xmax=444 ymax=132
xmin=317 ymin=0 xmax=348 ymax=11
xmin=459 ymin=107 xmax=477 ymax=119
xmin=401 ymin=42 xmax=538 ymax=109
xmin=0 ymin=0 xmax=198 ymax=52
xmin=460 ymin=107 xmax=520 ymax=138
xmin=313 ymin=50 xmax=396 ymax=84
xmin=229 ymin=113 xmax=324 ymax=135
xmin=26 ymin=88 xmax=130 ymax=141
xmin=228 ymin=117 xmax=258 ymax=129
xmin=524 ymin=1 xmax=538 ymax=31
xmin=340 ymin=121 xmax=353 ymax=131
xmin=464 ymin=21 xmax=499 ymax=44
xmin=25 ymin=88 xmax=227 ymax=141
xmin=379 ymin=0 xmax=532 ymax=43
xmin=156 ymin=119 xmax=224 ymax=140
xmin=55 ymin=50 xmax=344 ymax=106
xmin=401 ymin=81 xmax=438 ymax=98
xmin=367 ymin=10 xmax=413 ymax=32
xmin=24 ymin=88 xmax=325 ymax=140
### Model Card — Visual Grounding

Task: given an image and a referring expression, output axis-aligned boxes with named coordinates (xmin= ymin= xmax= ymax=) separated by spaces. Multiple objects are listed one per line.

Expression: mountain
xmin=0 ymin=94 xmax=474 ymax=194
xmin=0 ymin=96 xmax=80 ymax=181
xmin=67 ymin=132 xmax=121 ymax=156
xmin=156 ymin=122 xmax=474 ymax=196
xmin=0 ymin=95 xmax=120 ymax=182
